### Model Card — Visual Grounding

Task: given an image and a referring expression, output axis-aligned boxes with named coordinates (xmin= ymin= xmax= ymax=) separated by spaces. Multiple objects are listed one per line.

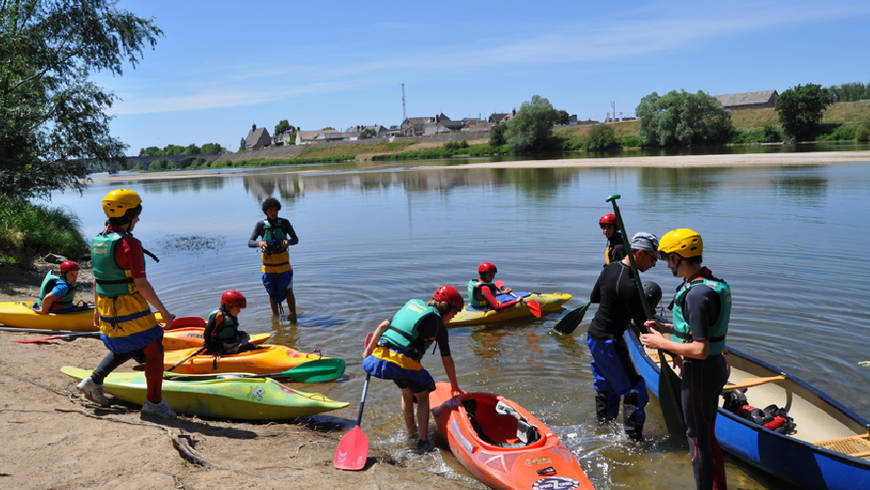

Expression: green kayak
xmin=61 ymin=366 xmax=348 ymax=420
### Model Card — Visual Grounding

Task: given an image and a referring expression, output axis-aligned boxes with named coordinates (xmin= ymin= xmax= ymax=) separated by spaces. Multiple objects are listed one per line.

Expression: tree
xmin=636 ymin=90 xmax=734 ymax=147
xmin=585 ymin=125 xmax=621 ymax=152
xmin=359 ymin=128 xmax=376 ymax=139
xmin=183 ymin=143 xmax=201 ymax=155
xmin=200 ymin=143 xmax=225 ymax=154
xmin=775 ymin=84 xmax=833 ymax=141
xmin=489 ymin=123 xmax=506 ymax=146
xmin=503 ymin=95 xmax=560 ymax=152
xmin=0 ymin=0 xmax=162 ymax=199
xmin=274 ymin=119 xmax=294 ymax=136
xmin=556 ymin=109 xmax=571 ymax=125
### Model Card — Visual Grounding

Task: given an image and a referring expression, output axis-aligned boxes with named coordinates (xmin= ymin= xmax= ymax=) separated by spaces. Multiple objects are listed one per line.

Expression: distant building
xmin=401 ymin=116 xmax=435 ymax=136
xmin=241 ymin=124 xmax=271 ymax=151
xmin=488 ymin=109 xmax=515 ymax=124
xmin=712 ymin=90 xmax=779 ymax=110
xmin=295 ymin=129 xmax=344 ymax=145
xmin=344 ymin=124 xmax=389 ymax=140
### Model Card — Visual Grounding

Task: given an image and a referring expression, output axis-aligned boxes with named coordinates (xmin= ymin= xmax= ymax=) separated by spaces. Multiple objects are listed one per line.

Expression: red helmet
xmin=60 ymin=260 xmax=80 ymax=274
xmin=220 ymin=289 xmax=247 ymax=309
xmin=433 ymin=285 xmax=464 ymax=311
xmin=478 ymin=262 xmax=497 ymax=274
xmin=599 ymin=213 xmax=616 ymax=225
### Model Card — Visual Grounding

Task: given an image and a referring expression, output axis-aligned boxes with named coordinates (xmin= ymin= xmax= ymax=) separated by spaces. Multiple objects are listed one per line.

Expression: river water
xmin=47 ymin=159 xmax=870 ymax=488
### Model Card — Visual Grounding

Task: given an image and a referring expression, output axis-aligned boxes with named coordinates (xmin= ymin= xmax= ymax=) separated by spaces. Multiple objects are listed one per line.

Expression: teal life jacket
xmin=92 ymin=231 xmax=136 ymax=297
xmin=467 ymin=279 xmax=498 ymax=308
xmin=381 ymin=298 xmax=441 ymax=359
xmin=263 ymin=219 xmax=287 ymax=242
xmin=36 ymin=271 xmax=76 ymax=311
xmin=208 ymin=308 xmax=239 ymax=342
xmin=672 ymin=276 xmax=731 ymax=356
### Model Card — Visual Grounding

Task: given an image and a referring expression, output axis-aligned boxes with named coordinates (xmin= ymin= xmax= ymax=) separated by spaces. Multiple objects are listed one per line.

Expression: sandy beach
xmin=0 ymin=263 xmax=472 ymax=489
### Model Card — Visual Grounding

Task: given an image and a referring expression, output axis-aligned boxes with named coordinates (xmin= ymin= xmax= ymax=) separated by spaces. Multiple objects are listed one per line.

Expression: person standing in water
xmin=248 ymin=197 xmax=299 ymax=322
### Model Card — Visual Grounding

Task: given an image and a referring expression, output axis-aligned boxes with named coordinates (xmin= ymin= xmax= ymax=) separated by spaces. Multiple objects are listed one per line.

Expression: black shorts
xmin=393 ymin=377 xmax=432 ymax=394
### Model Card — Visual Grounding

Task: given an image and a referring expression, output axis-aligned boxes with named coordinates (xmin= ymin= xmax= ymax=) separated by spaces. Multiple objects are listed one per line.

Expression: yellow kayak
xmin=61 ymin=366 xmax=348 ymax=420
xmin=163 ymin=344 xmax=338 ymax=375
xmin=448 ymin=292 xmax=572 ymax=327
xmin=162 ymin=327 xmax=271 ymax=350
xmin=0 ymin=301 xmax=96 ymax=331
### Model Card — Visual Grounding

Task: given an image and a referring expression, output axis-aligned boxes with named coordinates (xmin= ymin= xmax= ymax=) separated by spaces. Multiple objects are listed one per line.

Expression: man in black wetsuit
xmin=586 ymin=232 xmax=659 ymax=440
xmin=641 ymin=228 xmax=731 ymax=490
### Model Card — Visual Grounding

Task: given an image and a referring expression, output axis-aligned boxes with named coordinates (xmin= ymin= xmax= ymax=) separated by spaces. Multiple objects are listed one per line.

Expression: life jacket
xmin=261 ymin=219 xmax=291 ymax=274
xmin=604 ymin=231 xmax=624 ymax=265
xmin=467 ymin=279 xmax=498 ymax=308
xmin=208 ymin=308 xmax=239 ymax=342
xmin=380 ymin=299 xmax=441 ymax=359
xmin=36 ymin=271 xmax=77 ymax=311
xmin=91 ymin=230 xmax=158 ymax=348
xmin=722 ymin=390 xmax=796 ymax=434
xmin=672 ymin=275 xmax=731 ymax=356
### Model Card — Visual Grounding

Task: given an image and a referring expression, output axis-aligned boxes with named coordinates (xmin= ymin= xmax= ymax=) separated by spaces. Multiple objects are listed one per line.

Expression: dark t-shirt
xmin=588 ymin=261 xmax=646 ymax=339
xmin=248 ymin=218 xmax=298 ymax=247
xmin=405 ymin=312 xmax=451 ymax=361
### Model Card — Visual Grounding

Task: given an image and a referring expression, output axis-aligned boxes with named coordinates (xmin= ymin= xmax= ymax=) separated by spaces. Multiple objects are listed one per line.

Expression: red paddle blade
xmin=11 ymin=335 xmax=61 ymax=343
xmin=527 ymin=299 xmax=543 ymax=318
xmin=165 ymin=316 xmax=206 ymax=330
xmin=334 ymin=425 xmax=368 ymax=470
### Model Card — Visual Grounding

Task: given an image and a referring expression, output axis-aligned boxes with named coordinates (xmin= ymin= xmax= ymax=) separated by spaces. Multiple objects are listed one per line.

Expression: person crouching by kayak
xmin=34 ymin=260 xmax=82 ymax=314
xmin=362 ymin=285 xmax=464 ymax=453
xmin=641 ymin=229 xmax=730 ymax=490
xmin=203 ymin=290 xmax=254 ymax=355
xmin=599 ymin=213 xmax=626 ymax=267
xmin=586 ymin=232 xmax=659 ymax=441
xmin=76 ymin=189 xmax=177 ymax=420
xmin=248 ymin=197 xmax=299 ymax=323
xmin=467 ymin=262 xmax=520 ymax=310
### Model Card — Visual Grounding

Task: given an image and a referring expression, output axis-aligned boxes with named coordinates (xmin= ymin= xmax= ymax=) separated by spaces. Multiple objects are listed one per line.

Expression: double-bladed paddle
xmin=607 ymin=193 xmax=685 ymax=441
xmin=334 ymin=333 xmax=373 ymax=470
xmin=551 ymin=300 xmax=592 ymax=335
xmin=10 ymin=316 xmax=204 ymax=344
xmin=494 ymin=280 xmax=542 ymax=318
xmin=164 ymin=358 xmax=346 ymax=383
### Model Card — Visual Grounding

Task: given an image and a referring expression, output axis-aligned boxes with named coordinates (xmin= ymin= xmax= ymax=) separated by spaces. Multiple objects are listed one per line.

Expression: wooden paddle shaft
xmin=723 ymin=375 xmax=786 ymax=391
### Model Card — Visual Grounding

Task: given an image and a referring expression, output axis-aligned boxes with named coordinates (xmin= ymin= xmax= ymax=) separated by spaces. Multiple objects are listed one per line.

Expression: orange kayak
xmin=162 ymin=344 xmax=334 ymax=375
xmin=429 ymin=382 xmax=594 ymax=490
xmin=162 ymin=327 xmax=271 ymax=350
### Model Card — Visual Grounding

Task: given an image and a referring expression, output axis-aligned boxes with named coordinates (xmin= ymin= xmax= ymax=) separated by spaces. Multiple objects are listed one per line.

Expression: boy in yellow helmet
xmin=641 ymin=228 xmax=731 ymax=489
xmin=77 ymin=189 xmax=177 ymax=419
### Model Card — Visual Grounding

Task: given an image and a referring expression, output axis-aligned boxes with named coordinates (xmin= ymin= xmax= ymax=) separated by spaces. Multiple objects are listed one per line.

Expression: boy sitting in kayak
xmin=467 ymin=262 xmax=520 ymax=310
xmin=34 ymin=260 xmax=84 ymax=314
xmin=203 ymin=290 xmax=254 ymax=355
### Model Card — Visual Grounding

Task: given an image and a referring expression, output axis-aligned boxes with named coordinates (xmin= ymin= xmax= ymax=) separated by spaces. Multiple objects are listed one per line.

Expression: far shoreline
xmin=90 ymin=150 xmax=870 ymax=182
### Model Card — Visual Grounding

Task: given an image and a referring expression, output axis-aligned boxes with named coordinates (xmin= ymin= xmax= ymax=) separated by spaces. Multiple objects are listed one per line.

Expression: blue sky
xmin=94 ymin=0 xmax=870 ymax=155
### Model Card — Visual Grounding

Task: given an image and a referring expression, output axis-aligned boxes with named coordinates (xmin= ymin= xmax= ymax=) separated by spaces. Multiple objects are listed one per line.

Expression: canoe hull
xmin=448 ymin=292 xmax=572 ymax=327
xmin=0 ymin=301 xmax=96 ymax=331
xmin=61 ymin=366 xmax=348 ymax=420
xmin=623 ymin=329 xmax=870 ymax=490
xmin=162 ymin=344 xmax=337 ymax=375
xmin=430 ymin=382 xmax=593 ymax=490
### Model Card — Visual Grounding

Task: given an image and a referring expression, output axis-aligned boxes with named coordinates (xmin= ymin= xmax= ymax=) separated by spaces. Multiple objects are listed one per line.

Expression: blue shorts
xmin=363 ymin=353 xmax=435 ymax=393
xmin=262 ymin=270 xmax=293 ymax=301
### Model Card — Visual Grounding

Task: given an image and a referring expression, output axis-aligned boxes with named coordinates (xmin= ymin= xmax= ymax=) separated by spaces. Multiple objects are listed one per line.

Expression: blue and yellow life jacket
xmin=36 ymin=271 xmax=76 ymax=311
xmin=380 ymin=299 xmax=440 ymax=359
xmin=672 ymin=276 xmax=731 ymax=356
xmin=261 ymin=219 xmax=292 ymax=274
xmin=467 ymin=279 xmax=497 ymax=308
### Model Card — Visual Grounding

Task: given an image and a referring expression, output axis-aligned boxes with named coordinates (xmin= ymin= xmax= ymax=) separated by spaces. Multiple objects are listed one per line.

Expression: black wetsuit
xmin=604 ymin=230 xmax=626 ymax=266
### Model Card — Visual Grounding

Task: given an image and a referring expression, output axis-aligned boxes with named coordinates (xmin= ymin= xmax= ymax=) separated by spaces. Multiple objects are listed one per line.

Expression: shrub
xmin=857 ymin=123 xmax=870 ymax=143
xmin=585 ymin=125 xmax=621 ymax=152
xmin=444 ymin=140 xmax=469 ymax=151
xmin=0 ymin=195 xmax=88 ymax=265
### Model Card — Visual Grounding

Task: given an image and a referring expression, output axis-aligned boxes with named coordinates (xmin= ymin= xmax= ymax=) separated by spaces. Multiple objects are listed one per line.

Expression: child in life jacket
xmin=34 ymin=260 xmax=83 ymax=314
xmin=467 ymin=262 xmax=520 ymax=310
xmin=203 ymin=290 xmax=253 ymax=354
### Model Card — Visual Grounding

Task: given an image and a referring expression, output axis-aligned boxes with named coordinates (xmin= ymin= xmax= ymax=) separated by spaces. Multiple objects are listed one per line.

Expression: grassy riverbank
xmin=0 ymin=195 xmax=89 ymax=266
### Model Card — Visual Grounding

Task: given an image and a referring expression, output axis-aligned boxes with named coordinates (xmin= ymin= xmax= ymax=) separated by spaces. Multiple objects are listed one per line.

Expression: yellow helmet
xmin=102 ymin=189 xmax=142 ymax=218
xmin=658 ymin=228 xmax=703 ymax=258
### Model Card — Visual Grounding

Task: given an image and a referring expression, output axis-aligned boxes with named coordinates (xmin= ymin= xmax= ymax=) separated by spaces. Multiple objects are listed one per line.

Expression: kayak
xmin=61 ymin=366 xmax=348 ymax=420
xmin=0 ymin=301 xmax=96 ymax=331
xmin=448 ymin=291 xmax=572 ymax=327
xmin=162 ymin=344 xmax=343 ymax=375
xmin=429 ymin=382 xmax=594 ymax=490
xmin=623 ymin=329 xmax=870 ymax=490
xmin=162 ymin=327 xmax=271 ymax=350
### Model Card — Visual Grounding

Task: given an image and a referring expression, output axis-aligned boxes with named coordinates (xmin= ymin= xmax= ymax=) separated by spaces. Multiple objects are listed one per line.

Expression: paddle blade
xmin=334 ymin=425 xmax=368 ymax=470
xmin=552 ymin=301 xmax=591 ymax=334
xmin=658 ymin=352 xmax=686 ymax=441
xmin=11 ymin=336 xmax=60 ymax=344
xmin=282 ymin=358 xmax=346 ymax=383
xmin=526 ymin=299 xmax=542 ymax=318
xmin=166 ymin=316 xmax=206 ymax=330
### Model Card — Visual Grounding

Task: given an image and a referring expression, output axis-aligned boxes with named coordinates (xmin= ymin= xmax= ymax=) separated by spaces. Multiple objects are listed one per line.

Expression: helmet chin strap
xmin=669 ymin=254 xmax=683 ymax=277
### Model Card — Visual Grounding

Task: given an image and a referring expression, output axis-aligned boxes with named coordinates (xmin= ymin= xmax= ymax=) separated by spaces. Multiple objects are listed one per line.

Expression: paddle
xmin=494 ymin=280 xmax=542 ymax=317
xmin=607 ymin=193 xmax=685 ymax=441
xmin=166 ymin=316 xmax=206 ymax=330
xmin=551 ymin=300 xmax=592 ymax=335
xmin=165 ymin=358 xmax=346 ymax=383
xmin=722 ymin=375 xmax=786 ymax=391
xmin=166 ymin=347 xmax=206 ymax=372
xmin=334 ymin=333 xmax=373 ymax=471
xmin=11 ymin=331 xmax=100 ymax=343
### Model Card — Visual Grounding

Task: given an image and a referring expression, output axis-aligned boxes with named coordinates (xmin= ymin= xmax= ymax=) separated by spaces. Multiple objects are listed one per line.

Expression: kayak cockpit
xmin=459 ymin=394 xmax=548 ymax=449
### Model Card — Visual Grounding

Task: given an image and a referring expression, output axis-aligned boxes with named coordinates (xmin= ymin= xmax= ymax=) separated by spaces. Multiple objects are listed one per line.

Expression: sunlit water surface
xmin=46 ymin=159 xmax=870 ymax=489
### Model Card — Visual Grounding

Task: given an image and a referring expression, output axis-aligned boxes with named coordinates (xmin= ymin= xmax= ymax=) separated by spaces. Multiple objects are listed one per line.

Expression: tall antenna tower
xmin=610 ymin=100 xmax=616 ymax=122
xmin=401 ymin=83 xmax=407 ymax=122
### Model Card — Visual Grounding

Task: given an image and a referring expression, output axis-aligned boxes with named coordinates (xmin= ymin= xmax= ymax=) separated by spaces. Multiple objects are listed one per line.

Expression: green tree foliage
xmin=556 ymin=110 xmax=571 ymax=125
xmin=827 ymin=82 xmax=870 ymax=102
xmin=503 ymin=95 xmax=560 ymax=152
xmin=359 ymin=128 xmax=376 ymax=139
xmin=274 ymin=119 xmax=294 ymax=135
xmin=856 ymin=122 xmax=870 ymax=143
xmin=0 ymin=0 xmax=162 ymax=199
xmin=585 ymin=125 xmax=621 ymax=152
xmin=489 ymin=123 xmax=506 ymax=146
xmin=775 ymin=84 xmax=833 ymax=141
xmin=636 ymin=90 xmax=734 ymax=147
xmin=200 ymin=143 xmax=225 ymax=154
xmin=0 ymin=194 xmax=88 ymax=264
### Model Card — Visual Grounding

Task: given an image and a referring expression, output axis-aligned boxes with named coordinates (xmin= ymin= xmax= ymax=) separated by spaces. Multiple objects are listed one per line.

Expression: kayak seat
xmin=463 ymin=399 xmax=499 ymax=445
